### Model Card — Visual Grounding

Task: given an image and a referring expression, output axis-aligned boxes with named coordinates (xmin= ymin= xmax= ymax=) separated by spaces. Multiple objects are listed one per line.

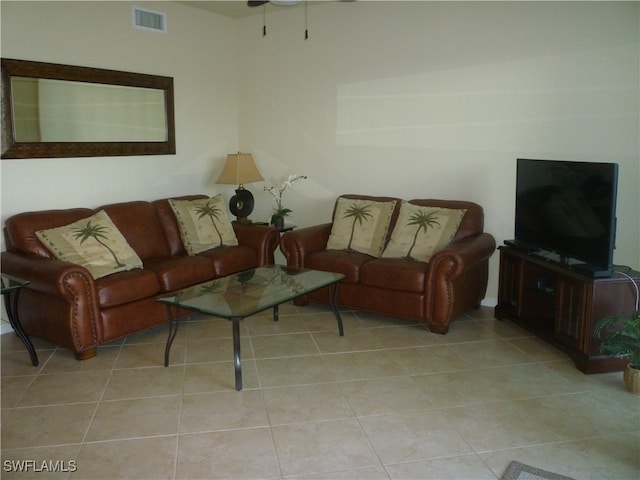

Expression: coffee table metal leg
xmin=4 ymin=288 xmax=38 ymax=366
xmin=273 ymin=304 xmax=279 ymax=322
xmin=164 ymin=304 xmax=180 ymax=367
xmin=232 ymin=316 xmax=242 ymax=391
xmin=328 ymin=283 xmax=344 ymax=336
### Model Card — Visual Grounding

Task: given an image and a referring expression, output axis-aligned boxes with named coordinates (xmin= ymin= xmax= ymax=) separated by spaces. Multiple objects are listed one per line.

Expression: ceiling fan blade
xmin=248 ymin=1 xmax=269 ymax=7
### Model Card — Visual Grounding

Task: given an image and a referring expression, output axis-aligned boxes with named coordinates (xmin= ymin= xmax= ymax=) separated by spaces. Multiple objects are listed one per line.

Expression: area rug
xmin=500 ymin=461 xmax=576 ymax=480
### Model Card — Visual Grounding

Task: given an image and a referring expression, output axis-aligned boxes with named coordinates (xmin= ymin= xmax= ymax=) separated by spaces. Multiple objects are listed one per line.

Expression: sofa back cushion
xmin=4 ymin=208 xmax=93 ymax=257
xmin=98 ymin=201 xmax=170 ymax=260
xmin=152 ymin=195 xmax=209 ymax=256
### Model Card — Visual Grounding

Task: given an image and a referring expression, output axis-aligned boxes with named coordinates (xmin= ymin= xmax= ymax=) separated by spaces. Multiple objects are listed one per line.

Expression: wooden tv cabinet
xmin=495 ymin=246 xmax=640 ymax=374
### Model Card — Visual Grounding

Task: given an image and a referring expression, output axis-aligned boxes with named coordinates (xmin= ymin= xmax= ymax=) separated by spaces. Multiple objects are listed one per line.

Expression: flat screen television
xmin=509 ymin=158 xmax=619 ymax=278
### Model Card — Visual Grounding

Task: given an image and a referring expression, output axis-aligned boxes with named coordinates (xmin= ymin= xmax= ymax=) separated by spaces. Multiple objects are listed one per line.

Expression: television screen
xmin=514 ymin=158 xmax=618 ymax=276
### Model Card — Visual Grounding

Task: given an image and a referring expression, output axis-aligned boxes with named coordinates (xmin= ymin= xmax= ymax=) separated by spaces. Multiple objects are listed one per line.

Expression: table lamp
xmin=216 ymin=152 xmax=264 ymax=223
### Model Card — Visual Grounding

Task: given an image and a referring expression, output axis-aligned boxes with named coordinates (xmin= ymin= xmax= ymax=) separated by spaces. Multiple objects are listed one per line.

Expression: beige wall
xmin=1 ymin=0 xmax=239 ymax=217
xmin=237 ymin=1 xmax=640 ymax=301
xmin=2 ymin=1 xmax=639 ymax=307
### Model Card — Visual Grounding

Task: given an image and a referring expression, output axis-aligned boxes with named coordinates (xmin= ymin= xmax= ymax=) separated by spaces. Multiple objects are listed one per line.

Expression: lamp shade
xmin=216 ymin=153 xmax=264 ymax=186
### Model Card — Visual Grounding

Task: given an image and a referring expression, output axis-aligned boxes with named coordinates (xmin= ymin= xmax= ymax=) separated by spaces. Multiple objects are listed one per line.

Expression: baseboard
xmin=1 ymin=322 xmax=14 ymax=335
xmin=481 ymin=297 xmax=497 ymax=308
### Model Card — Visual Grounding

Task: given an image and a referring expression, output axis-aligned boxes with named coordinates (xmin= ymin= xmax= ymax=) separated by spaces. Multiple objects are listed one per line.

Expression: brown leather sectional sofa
xmin=280 ymin=194 xmax=496 ymax=334
xmin=1 ymin=195 xmax=279 ymax=359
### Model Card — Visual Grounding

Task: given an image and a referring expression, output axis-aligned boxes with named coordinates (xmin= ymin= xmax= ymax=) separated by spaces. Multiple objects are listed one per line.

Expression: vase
xmin=274 ymin=217 xmax=285 ymax=229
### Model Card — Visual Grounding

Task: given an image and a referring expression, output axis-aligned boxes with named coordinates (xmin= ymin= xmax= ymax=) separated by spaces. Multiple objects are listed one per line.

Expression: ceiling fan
xmin=249 ymin=0 xmax=354 ymax=38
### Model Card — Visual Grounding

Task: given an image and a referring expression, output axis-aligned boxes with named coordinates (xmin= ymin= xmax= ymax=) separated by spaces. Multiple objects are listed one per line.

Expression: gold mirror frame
xmin=1 ymin=58 xmax=176 ymax=159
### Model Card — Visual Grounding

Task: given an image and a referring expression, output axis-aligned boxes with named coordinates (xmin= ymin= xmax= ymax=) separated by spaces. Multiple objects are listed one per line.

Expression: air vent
xmin=133 ymin=6 xmax=167 ymax=33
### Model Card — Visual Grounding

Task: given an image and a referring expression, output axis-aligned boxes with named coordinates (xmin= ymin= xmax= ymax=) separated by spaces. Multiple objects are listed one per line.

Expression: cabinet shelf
xmin=495 ymin=246 xmax=639 ymax=374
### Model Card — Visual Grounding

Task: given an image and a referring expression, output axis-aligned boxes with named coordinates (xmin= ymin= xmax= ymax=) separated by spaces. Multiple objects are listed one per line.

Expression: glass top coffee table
xmin=159 ymin=265 xmax=345 ymax=390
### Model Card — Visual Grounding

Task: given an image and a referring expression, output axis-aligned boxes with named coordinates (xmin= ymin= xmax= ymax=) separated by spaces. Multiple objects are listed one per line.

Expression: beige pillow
xmin=169 ymin=195 xmax=238 ymax=255
xmin=35 ymin=210 xmax=143 ymax=279
xmin=326 ymin=198 xmax=396 ymax=257
xmin=382 ymin=202 xmax=466 ymax=262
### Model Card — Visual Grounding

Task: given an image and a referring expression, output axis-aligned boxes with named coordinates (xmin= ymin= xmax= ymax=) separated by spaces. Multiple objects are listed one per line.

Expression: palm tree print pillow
xmin=35 ymin=210 xmax=143 ymax=279
xmin=326 ymin=198 xmax=396 ymax=257
xmin=382 ymin=203 xmax=466 ymax=262
xmin=169 ymin=195 xmax=238 ymax=255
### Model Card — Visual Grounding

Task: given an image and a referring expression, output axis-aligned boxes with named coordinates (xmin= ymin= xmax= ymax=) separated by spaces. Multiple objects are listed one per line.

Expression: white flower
xmin=263 ymin=174 xmax=307 ymax=221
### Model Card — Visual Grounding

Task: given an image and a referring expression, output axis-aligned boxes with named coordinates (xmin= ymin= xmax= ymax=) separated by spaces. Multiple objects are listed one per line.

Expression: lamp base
xmin=229 ymin=187 xmax=255 ymax=223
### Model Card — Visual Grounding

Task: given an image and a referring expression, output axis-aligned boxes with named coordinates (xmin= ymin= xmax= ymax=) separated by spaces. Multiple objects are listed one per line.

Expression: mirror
xmin=1 ymin=58 xmax=175 ymax=159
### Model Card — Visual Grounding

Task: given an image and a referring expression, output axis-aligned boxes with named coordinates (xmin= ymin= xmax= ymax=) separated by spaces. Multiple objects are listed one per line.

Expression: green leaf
xmin=595 ymin=310 xmax=640 ymax=365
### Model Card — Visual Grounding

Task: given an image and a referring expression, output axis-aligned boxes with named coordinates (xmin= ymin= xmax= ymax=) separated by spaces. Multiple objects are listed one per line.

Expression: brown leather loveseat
xmin=281 ymin=194 xmax=495 ymax=334
xmin=1 ymin=194 xmax=279 ymax=360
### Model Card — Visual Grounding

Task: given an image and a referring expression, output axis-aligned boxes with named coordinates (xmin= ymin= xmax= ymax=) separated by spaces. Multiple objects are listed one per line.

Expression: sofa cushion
xmin=35 ymin=210 xmax=143 ymax=279
xmin=326 ymin=197 xmax=396 ymax=257
xmin=361 ymin=258 xmax=427 ymax=293
xmin=144 ymin=255 xmax=215 ymax=292
xmin=95 ymin=268 xmax=162 ymax=308
xmin=99 ymin=201 xmax=171 ymax=260
xmin=305 ymin=250 xmax=374 ymax=283
xmin=199 ymin=245 xmax=258 ymax=277
xmin=382 ymin=203 xmax=466 ymax=262
xmin=169 ymin=195 xmax=238 ymax=255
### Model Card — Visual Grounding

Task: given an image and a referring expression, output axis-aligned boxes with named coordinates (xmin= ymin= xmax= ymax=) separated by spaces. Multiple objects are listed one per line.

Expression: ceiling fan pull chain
xmin=304 ymin=1 xmax=308 ymax=40
xmin=263 ymin=4 xmax=267 ymax=36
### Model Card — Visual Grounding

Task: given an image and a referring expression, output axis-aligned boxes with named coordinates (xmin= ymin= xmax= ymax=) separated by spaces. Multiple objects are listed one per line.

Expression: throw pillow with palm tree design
xmin=35 ymin=210 xmax=143 ymax=279
xmin=326 ymin=198 xmax=396 ymax=257
xmin=169 ymin=195 xmax=238 ymax=255
xmin=382 ymin=202 xmax=466 ymax=262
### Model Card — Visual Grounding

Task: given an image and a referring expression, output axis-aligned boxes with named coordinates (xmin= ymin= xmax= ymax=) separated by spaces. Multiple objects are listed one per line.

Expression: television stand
xmin=495 ymin=246 xmax=640 ymax=373
xmin=571 ymin=263 xmax=613 ymax=279
xmin=503 ymin=239 xmax=538 ymax=254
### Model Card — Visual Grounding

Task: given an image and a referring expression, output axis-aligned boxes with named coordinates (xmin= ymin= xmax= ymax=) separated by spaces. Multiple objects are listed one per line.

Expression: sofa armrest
xmin=429 ymin=232 xmax=496 ymax=277
xmin=232 ymin=223 xmax=280 ymax=265
xmin=425 ymin=233 xmax=496 ymax=333
xmin=1 ymin=251 xmax=97 ymax=300
xmin=280 ymin=223 xmax=333 ymax=268
xmin=1 ymin=251 xmax=103 ymax=351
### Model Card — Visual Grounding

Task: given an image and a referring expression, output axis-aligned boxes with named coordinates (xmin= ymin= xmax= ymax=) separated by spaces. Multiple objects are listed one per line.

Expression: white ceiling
xmin=177 ymin=1 xmax=310 ymax=18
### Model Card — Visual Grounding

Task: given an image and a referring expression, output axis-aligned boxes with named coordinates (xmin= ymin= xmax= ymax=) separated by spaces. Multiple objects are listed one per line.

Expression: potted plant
xmin=594 ymin=307 xmax=640 ymax=395
xmin=264 ymin=174 xmax=307 ymax=229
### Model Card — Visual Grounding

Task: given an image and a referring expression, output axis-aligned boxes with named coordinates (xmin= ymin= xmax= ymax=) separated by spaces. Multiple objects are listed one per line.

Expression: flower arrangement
xmin=264 ymin=174 xmax=307 ymax=226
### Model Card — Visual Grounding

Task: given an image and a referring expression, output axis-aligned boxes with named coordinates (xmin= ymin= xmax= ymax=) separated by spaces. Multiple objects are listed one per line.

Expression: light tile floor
xmin=1 ymin=305 xmax=638 ymax=479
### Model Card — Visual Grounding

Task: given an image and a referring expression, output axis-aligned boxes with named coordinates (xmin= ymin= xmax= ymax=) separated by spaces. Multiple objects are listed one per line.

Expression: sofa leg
xmin=428 ymin=324 xmax=449 ymax=335
xmin=75 ymin=348 xmax=97 ymax=360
